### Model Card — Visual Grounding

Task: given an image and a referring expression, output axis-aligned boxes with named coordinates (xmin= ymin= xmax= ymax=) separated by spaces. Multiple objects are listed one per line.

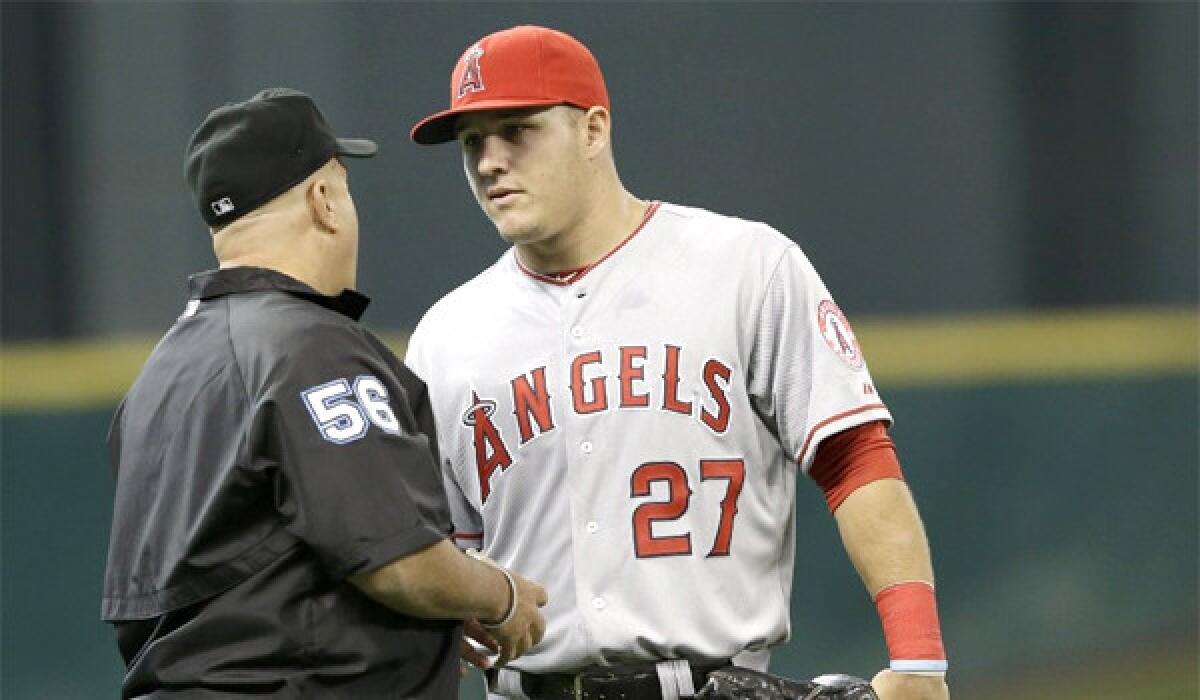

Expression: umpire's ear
xmin=306 ymin=159 xmax=343 ymax=233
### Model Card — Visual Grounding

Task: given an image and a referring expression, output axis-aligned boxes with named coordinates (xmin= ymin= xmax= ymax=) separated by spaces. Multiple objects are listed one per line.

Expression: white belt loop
xmin=655 ymin=658 xmax=696 ymax=699
xmin=488 ymin=668 xmax=530 ymax=699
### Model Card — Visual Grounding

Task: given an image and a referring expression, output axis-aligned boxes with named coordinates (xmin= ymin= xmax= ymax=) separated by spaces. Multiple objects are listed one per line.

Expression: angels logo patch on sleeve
xmin=817 ymin=300 xmax=865 ymax=370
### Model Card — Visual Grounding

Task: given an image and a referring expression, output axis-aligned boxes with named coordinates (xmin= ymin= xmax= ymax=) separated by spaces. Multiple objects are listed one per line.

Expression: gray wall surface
xmin=3 ymin=2 xmax=1196 ymax=341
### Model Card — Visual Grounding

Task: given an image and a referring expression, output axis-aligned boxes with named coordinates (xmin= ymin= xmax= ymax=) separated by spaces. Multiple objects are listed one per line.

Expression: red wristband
xmin=874 ymin=581 xmax=947 ymax=672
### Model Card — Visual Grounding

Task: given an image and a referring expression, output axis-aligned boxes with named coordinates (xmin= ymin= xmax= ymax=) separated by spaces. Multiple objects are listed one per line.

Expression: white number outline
xmin=352 ymin=375 xmax=401 ymax=435
xmin=301 ymin=379 xmax=369 ymax=444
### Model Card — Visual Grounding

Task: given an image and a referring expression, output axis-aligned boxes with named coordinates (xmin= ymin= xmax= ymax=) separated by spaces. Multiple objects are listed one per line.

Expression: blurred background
xmin=2 ymin=2 xmax=1196 ymax=698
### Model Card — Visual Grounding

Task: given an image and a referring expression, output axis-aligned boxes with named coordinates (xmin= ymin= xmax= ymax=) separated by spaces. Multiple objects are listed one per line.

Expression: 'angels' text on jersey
xmin=466 ymin=344 xmax=734 ymax=503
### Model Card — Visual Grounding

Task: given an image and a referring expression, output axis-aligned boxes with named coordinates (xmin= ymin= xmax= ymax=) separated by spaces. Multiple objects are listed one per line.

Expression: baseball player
xmin=405 ymin=26 xmax=949 ymax=700
xmin=102 ymin=88 xmax=546 ymax=697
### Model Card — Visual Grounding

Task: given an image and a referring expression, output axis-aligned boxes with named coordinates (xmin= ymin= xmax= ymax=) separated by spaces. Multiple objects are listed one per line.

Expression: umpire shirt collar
xmin=188 ymin=266 xmax=371 ymax=320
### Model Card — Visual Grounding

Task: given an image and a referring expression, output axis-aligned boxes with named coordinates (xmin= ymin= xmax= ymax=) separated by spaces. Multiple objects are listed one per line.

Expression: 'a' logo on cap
xmin=457 ymin=45 xmax=485 ymax=100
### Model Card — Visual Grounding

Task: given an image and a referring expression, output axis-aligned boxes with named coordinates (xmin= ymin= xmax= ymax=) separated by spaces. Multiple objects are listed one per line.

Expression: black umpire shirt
xmin=102 ymin=267 xmax=459 ymax=699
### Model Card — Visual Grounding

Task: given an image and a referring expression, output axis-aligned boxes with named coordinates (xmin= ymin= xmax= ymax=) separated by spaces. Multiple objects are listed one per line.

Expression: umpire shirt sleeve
xmin=248 ymin=322 xmax=452 ymax=581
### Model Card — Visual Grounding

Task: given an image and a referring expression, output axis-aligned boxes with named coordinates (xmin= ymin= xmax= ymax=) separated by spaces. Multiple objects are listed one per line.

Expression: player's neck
xmin=517 ymin=191 xmax=649 ymax=275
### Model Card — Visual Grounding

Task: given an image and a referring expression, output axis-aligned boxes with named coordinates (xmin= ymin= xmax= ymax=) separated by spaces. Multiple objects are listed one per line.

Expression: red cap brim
xmin=410 ymin=97 xmax=565 ymax=145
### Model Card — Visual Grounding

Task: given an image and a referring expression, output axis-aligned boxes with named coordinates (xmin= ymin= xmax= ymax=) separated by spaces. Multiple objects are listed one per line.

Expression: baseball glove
xmin=696 ymin=667 xmax=878 ymax=700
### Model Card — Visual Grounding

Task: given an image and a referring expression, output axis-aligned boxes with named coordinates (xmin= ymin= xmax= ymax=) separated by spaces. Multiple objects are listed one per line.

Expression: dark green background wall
xmin=3 ymin=374 xmax=1196 ymax=698
xmin=3 ymin=2 xmax=1196 ymax=340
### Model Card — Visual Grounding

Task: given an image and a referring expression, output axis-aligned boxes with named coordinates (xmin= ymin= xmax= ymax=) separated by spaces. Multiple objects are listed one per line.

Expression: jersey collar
xmin=187 ymin=266 xmax=371 ymax=320
xmin=515 ymin=201 xmax=662 ymax=286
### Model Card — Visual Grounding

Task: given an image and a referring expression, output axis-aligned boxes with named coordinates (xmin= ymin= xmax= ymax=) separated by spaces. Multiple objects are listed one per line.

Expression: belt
xmin=493 ymin=661 xmax=729 ymax=700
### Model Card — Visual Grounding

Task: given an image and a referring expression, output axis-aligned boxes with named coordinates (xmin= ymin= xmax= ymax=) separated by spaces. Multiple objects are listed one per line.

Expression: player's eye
xmin=459 ymin=132 xmax=481 ymax=150
xmin=502 ymin=124 xmax=528 ymax=141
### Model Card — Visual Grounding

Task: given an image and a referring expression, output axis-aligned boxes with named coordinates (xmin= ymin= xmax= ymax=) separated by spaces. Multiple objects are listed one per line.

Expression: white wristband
xmin=890 ymin=659 xmax=948 ymax=673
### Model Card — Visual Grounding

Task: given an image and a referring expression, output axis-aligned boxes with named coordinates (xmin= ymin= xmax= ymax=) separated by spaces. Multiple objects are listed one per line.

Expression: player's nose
xmin=473 ymin=134 xmax=509 ymax=177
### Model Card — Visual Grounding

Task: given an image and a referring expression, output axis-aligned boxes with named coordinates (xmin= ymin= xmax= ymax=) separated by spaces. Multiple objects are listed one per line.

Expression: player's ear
xmin=581 ymin=106 xmax=610 ymax=158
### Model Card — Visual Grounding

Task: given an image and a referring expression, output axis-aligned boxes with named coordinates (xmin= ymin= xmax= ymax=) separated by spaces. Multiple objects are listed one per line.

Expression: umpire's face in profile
xmin=317 ymin=157 xmax=361 ymax=289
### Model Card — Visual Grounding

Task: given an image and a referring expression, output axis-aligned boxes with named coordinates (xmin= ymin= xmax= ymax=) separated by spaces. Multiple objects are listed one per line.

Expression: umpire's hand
xmin=870 ymin=670 xmax=949 ymax=700
xmin=480 ymin=569 xmax=548 ymax=667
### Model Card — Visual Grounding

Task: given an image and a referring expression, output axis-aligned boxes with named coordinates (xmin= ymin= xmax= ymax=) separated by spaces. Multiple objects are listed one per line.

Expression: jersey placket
xmin=549 ymin=273 xmax=610 ymax=665
xmin=541 ymin=226 xmax=659 ymax=665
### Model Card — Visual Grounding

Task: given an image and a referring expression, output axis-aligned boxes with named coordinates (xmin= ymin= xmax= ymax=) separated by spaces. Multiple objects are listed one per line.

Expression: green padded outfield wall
xmin=3 ymin=327 xmax=1196 ymax=698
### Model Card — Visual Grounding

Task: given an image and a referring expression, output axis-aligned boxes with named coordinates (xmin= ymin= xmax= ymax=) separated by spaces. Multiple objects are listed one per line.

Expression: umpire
xmin=102 ymin=88 xmax=546 ymax=698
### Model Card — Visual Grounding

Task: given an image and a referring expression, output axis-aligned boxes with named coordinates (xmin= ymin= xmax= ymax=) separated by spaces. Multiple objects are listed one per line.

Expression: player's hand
xmin=460 ymin=618 xmax=499 ymax=673
xmin=870 ymin=670 xmax=949 ymax=700
xmin=485 ymin=569 xmax=548 ymax=667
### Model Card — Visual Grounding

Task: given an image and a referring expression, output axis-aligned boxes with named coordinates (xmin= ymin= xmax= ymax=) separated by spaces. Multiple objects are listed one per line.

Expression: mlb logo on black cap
xmin=211 ymin=197 xmax=235 ymax=217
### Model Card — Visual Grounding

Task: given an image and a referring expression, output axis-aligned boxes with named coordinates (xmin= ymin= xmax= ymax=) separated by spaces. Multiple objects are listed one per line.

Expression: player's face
xmin=456 ymin=106 xmax=589 ymax=245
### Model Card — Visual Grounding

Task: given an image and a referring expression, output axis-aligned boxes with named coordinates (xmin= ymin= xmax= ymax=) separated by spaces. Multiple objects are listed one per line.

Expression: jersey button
xmin=586 ymin=521 xmax=599 ymax=534
xmin=591 ymin=597 xmax=606 ymax=610
xmin=580 ymin=441 xmax=593 ymax=454
xmin=570 ymin=326 xmax=584 ymax=339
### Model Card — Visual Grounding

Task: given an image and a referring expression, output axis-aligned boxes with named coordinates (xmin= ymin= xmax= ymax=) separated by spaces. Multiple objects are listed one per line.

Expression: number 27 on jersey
xmin=632 ymin=458 xmax=744 ymax=559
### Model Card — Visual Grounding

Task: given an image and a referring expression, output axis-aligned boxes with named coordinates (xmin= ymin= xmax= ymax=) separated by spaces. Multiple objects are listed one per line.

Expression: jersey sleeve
xmin=747 ymin=244 xmax=892 ymax=472
xmin=249 ymin=323 xmax=452 ymax=581
xmin=442 ymin=469 xmax=485 ymax=551
xmin=405 ymin=317 xmax=486 ymax=548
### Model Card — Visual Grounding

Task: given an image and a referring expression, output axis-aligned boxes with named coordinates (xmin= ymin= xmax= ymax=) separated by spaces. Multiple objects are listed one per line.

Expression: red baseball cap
xmin=410 ymin=25 xmax=610 ymax=145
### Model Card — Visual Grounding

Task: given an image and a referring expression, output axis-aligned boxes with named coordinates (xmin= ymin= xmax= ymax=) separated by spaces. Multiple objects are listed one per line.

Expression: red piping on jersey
xmin=795 ymin=403 xmax=888 ymax=465
xmin=515 ymin=201 xmax=662 ymax=286
xmin=452 ymin=532 xmax=483 ymax=541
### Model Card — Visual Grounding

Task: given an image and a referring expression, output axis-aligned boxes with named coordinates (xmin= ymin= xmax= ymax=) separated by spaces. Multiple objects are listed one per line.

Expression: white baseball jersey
xmin=405 ymin=201 xmax=891 ymax=675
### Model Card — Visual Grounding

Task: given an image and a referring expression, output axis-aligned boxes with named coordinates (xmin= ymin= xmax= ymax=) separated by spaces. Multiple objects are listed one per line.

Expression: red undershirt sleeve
xmin=808 ymin=420 xmax=904 ymax=512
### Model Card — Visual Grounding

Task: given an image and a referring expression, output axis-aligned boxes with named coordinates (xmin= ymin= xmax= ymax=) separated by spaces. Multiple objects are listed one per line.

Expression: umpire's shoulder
xmin=232 ymin=290 xmax=362 ymax=343
xmin=225 ymin=290 xmax=389 ymax=381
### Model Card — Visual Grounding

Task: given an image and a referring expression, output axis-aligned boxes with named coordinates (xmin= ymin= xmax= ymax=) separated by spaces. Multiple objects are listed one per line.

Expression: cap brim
xmin=336 ymin=138 xmax=378 ymax=157
xmin=410 ymin=98 xmax=565 ymax=145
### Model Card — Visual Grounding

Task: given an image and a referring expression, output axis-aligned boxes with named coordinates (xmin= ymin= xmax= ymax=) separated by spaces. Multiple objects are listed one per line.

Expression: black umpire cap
xmin=185 ymin=87 xmax=377 ymax=227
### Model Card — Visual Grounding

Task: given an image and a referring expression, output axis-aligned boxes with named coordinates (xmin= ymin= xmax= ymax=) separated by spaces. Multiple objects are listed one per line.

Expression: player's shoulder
xmin=656 ymin=201 xmax=799 ymax=260
xmin=418 ymin=252 xmax=516 ymax=316
xmin=407 ymin=253 xmax=513 ymax=347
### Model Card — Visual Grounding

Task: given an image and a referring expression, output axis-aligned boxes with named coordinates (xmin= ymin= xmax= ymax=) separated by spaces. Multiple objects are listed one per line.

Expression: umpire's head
xmin=184 ymin=88 xmax=377 ymax=294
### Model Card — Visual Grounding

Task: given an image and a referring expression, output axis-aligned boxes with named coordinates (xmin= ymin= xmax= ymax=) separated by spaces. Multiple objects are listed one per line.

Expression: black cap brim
xmin=336 ymin=138 xmax=378 ymax=157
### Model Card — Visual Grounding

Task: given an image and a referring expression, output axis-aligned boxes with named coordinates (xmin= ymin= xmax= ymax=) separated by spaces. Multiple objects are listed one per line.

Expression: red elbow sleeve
xmin=808 ymin=420 xmax=903 ymax=512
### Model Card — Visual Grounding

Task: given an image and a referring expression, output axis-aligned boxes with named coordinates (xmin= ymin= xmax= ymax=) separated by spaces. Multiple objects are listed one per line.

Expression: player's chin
xmin=491 ymin=218 xmax=540 ymax=245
